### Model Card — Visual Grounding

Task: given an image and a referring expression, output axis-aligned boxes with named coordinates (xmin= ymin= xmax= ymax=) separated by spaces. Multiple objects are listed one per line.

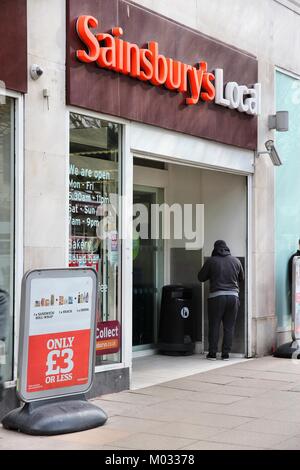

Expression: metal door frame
xmin=132 ymin=181 xmax=165 ymax=356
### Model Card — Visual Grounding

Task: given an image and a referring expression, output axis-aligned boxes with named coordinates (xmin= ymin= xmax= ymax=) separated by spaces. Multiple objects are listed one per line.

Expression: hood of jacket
xmin=212 ymin=240 xmax=231 ymax=257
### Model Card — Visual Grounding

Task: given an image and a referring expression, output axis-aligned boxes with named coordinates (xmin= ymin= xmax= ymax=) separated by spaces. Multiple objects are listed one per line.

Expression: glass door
xmin=132 ymin=185 xmax=164 ymax=352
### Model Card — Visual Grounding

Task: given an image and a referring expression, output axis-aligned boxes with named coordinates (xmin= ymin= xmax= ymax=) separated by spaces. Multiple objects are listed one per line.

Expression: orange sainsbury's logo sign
xmin=75 ymin=15 xmax=261 ymax=115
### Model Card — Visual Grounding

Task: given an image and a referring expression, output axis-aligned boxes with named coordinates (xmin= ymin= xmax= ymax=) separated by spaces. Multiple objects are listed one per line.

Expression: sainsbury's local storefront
xmin=4 ymin=0 xmax=296 ymax=416
xmin=66 ymin=0 xmax=258 ymax=390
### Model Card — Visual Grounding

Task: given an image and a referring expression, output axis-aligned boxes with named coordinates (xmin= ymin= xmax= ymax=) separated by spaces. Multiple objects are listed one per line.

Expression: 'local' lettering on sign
xmin=75 ymin=15 xmax=261 ymax=115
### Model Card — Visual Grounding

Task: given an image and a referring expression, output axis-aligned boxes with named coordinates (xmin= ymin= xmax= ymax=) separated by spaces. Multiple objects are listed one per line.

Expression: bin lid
xmin=162 ymin=285 xmax=193 ymax=299
xmin=162 ymin=285 xmax=192 ymax=292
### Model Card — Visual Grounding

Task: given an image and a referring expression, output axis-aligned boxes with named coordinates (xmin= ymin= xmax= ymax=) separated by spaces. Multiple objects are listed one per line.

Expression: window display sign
xmin=69 ymin=113 xmax=121 ymax=366
xmin=18 ymin=268 xmax=98 ymax=402
xmin=96 ymin=320 xmax=120 ymax=355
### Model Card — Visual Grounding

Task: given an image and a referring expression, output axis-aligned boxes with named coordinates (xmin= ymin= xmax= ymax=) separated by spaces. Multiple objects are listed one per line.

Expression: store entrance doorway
xmin=132 ymin=157 xmax=248 ymax=373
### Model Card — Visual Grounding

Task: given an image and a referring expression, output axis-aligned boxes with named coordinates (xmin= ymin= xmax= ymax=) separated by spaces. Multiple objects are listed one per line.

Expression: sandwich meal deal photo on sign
xmin=17 ymin=268 xmax=98 ymax=402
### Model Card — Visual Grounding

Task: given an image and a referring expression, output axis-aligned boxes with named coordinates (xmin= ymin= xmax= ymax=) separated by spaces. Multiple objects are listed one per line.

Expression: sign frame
xmin=17 ymin=268 xmax=98 ymax=403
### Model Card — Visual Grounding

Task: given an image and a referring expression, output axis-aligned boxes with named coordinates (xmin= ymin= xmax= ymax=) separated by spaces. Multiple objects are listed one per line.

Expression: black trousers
xmin=208 ymin=295 xmax=240 ymax=355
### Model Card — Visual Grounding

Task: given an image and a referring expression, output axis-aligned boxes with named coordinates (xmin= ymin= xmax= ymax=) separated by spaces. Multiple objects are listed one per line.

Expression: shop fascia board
xmin=130 ymin=122 xmax=254 ymax=175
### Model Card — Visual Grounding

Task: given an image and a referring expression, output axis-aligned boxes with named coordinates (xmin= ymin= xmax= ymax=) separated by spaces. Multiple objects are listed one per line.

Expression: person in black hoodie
xmin=198 ymin=240 xmax=244 ymax=360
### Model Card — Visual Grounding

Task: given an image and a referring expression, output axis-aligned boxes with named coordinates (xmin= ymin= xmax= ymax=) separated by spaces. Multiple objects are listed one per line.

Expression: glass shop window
xmin=69 ymin=113 xmax=122 ymax=365
xmin=0 ymin=96 xmax=15 ymax=382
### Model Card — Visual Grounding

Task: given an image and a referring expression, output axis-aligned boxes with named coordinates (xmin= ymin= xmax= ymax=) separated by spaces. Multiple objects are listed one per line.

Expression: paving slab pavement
xmin=2 ymin=357 xmax=300 ymax=450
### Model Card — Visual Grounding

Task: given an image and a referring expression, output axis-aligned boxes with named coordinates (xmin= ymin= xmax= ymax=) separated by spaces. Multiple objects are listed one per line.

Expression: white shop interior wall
xmin=201 ymin=170 xmax=247 ymax=259
xmin=134 ymin=159 xmax=247 ymax=280
xmin=135 ymin=161 xmax=247 ymax=249
xmin=167 ymin=166 xmax=247 ymax=281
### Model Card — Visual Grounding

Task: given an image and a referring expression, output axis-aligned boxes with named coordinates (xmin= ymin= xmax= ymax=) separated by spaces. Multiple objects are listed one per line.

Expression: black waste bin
xmin=157 ymin=285 xmax=195 ymax=355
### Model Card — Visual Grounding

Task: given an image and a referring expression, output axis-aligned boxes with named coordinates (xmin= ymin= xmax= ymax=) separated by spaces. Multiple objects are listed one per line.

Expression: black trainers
xmin=206 ymin=353 xmax=217 ymax=361
xmin=221 ymin=353 xmax=230 ymax=361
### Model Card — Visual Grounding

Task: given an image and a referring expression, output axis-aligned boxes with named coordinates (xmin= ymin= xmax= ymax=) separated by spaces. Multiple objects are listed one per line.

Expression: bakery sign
xmin=75 ymin=15 xmax=261 ymax=115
